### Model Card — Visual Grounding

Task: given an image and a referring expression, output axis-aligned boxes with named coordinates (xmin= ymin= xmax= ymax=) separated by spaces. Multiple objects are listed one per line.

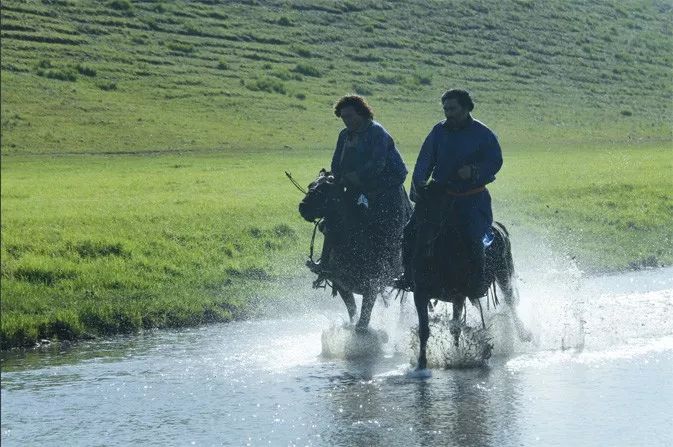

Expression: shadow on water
xmin=0 ymin=335 xmax=145 ymax=373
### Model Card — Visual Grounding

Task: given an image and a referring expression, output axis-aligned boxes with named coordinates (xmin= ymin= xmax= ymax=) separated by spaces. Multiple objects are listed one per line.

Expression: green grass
xmin=1 ymin=152 xmax=320 ymax=348
xmin=1 ymin=0 xmax=672 ymax=348
xmin=495 ymin=142 xmax=673 ymax=271
xmin=2 ymin=144 xmax=671 ymax=348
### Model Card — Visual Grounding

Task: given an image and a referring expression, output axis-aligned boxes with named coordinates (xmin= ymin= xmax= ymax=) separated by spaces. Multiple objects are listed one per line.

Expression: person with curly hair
xmin=311 ymin=95 xmax=410 ymax=330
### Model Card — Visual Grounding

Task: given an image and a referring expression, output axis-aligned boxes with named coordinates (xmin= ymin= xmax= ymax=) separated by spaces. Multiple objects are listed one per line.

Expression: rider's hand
xmin=457 ymin=165 xmax=472 ymax=180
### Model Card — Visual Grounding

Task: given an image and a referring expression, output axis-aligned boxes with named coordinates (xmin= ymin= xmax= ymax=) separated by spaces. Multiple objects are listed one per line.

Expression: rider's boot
xmin=393 ymin=272 xmax=413 ymax=291
xmin=307 ymin=240 xmax=332 ymax=275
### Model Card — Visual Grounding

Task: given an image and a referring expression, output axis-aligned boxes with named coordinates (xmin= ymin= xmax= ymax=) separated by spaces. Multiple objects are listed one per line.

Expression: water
xmin=2 ymin=266 xmax=673 ymax=446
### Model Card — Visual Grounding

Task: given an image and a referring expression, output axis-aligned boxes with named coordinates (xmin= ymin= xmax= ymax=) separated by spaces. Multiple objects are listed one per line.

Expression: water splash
xmin=321 ymin=324 xmax=388 ymax=359
xmin=409 ymin=318 xmax=494 ymax=368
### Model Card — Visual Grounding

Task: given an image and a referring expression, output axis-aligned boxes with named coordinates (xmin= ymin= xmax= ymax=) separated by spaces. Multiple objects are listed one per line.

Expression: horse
xmin=298 ymin=169 xmax=411 ymax=332
xmin=410 ymin=183 xmax=531 ymax=370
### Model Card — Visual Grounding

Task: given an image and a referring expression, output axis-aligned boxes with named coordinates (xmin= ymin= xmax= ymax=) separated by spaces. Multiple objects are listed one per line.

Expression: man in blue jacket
xmin=395 ymin=89 xmax=502 ymax=299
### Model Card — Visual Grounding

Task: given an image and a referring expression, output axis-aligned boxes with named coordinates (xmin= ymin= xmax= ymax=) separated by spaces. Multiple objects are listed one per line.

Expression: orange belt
xmin=446 ymin=186 xmax=486 ymax=197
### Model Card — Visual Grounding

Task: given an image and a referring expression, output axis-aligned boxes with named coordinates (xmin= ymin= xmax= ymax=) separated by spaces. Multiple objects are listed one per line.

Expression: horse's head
xmin=298 ymin=169 xmax=339 ymax=222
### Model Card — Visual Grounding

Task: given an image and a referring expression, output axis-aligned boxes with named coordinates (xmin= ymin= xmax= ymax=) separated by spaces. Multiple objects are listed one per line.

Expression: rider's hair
xmin=441 ymin=89 xmax=474 ymax=111
xmin=334 ymin=95 xmax=374 ymax=120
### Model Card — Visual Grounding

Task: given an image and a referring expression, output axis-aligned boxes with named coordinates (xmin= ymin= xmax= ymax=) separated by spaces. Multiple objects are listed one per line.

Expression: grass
xmin=1 ymin=152 xmax=317 ymax=348
xmin=1 ymin=0 xmax=672 ymax=348
xmin=2 ymin=144 xmax=671 ymax=349
xmin=1 ymin=0 xmax=671 ymax=154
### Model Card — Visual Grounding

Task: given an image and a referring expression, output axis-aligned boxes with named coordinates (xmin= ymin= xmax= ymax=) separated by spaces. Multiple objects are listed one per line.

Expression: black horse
xmin=410 ymin=184 xmax=530 ymax=370
xmin=298 ymin=169 xmax=411 ymax=331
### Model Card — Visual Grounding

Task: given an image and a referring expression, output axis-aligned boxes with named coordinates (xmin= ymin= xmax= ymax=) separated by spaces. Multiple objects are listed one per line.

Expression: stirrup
xmin=393 ymin=275 xmax=413 ymax=291
xmin=306 ymin=259 xmax=330 ymax=275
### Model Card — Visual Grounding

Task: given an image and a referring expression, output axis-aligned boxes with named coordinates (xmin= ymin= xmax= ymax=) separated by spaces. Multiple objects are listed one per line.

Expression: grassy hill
xmin=1 ymin=0 xmax=672 ymax=348
xmin=1 ymin=0 xmax=671 ymax=153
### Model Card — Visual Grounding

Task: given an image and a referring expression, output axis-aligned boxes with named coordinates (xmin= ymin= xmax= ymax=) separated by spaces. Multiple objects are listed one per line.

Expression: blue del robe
xmin=411 ymin=117 xmax=502 ymax=240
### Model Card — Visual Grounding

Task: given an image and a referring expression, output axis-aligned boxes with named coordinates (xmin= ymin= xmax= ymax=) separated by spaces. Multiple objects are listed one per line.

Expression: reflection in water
xmin=317 ymin=356 xmax=525 ymax=447
xmin=0 ymin=335 xmax=142 ymax=373
xmin=408 ymin=367 xmax=523 ymax=447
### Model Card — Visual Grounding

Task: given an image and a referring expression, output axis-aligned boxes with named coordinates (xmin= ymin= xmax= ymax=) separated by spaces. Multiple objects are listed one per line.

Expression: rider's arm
xmin=330 ymin=130 xmax=346 ymax=177
xmin=354 ymin=125 xmax=388 ymax=187
xmin=410 ymin=127 xmax=437 ymax=201
xmin=469 ymin=130 xmax=502 ymax=187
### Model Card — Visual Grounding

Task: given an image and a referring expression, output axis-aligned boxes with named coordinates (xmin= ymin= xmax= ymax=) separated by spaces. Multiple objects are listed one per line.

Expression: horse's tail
xmin=492 ymin=221 xmax=518 ymax=306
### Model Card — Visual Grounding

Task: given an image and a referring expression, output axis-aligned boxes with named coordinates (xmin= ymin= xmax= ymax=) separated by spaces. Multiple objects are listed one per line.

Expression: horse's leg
xmin=336 ymin=287 xmax=357 ymax=325
xmin=355 ymin=290 xmax=376 ymax=332
xmin=414 ymin=290 xmax=430 ymax=369
xmin=451 ymin=296 xmax=465 ymax=347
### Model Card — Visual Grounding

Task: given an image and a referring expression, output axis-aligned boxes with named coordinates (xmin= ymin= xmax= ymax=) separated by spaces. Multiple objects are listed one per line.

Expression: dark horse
xmin=298 ymin=169 xmax=411 ymax=331
xmin=411 ymin=183 xmax=530 ymax=370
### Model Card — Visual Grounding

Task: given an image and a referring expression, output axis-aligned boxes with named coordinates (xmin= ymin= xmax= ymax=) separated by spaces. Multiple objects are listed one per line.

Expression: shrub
xmin=292 ymin=63 xmax=321 ymax=77
xmin=167 ymin=42 xmax=194 ymax=53
xmin=406 ymin=72 xmax=432 ymax=88
xmin=290 ymin=45 xmax=313 ymax=58
xmin=349 ymin=52 xmax=380 ymax=62
xmin=277 ymin=16 xmax=293 ymax=26
xmin=71 ymin=240 xmax=127 ymax=258
xmin=98 ymin=81 xmax=117 ymax=91
xmin=245 ymin=77 xmax=287 ymax=94
xmin=352 ymin=83 xmax=373 ymax=96
xmin=271 ymin=69 xmax=301 ymax=81
xmin=14 ymin=266 xmax=77 ymax=285
xmin=37 ymin=68 xmax=77 ymax=81
xmin=216 ymin=60 xmax=229 ymax=70
xmin=374 ymin=73 xmax=400 ymax=84
xmin=108 ymin=0 xmax=132 ymax=11
xmin=76 ymin=64 xmax=97 ymax=77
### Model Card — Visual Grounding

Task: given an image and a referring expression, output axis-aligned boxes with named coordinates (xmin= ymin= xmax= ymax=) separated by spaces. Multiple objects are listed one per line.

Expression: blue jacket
xmin=412 ymin=117 xmax=502 ymax=240
xmin=412 ymin=117 xmax=502 ymax=195
xmin=331 ymin=120 xmax=408 ymax=193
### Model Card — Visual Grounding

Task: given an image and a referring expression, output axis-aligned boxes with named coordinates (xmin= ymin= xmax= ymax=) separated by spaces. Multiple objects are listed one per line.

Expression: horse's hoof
xmin=376 ymin=329 xmax=389 ymax=344
xmin=354 ymin=325 xmax=369 ymax=335
xmin=406 ymin=367 xmax=432 ymax=379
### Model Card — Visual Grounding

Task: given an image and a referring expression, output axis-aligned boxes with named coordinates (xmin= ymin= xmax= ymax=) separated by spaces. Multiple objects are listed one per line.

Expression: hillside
xmin=1 ymin=0 xmax=672 ymax=154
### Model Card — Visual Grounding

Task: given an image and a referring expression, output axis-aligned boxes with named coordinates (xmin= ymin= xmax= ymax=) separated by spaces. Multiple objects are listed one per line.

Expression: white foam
xmin=320 ymin=324 xmax=388 ymax=359
xmin=506 ymin=335 xmax=673 ymax=371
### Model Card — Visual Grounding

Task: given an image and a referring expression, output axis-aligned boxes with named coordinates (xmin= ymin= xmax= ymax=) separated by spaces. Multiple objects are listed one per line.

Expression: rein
xmin=309 ymin=218 xmax=322 ymax=264
xmin=284 ymin=171 xmax=307 ymax=194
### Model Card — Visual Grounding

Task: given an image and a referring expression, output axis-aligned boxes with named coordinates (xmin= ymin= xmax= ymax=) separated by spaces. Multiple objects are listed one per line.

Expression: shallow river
xmin=2 ymin=265 xmax=672 ymax=446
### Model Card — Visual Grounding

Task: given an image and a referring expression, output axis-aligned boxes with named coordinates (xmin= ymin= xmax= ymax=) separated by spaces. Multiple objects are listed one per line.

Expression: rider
xmin=316 ymin=95 xmax=408 ymax=280
xmin=395 ymin=89 xmax=503 ymax=299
